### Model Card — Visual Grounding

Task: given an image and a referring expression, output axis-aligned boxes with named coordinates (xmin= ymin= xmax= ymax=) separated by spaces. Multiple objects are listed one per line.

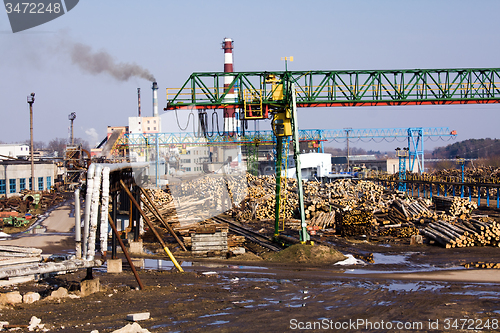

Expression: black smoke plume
xmin=69 ymin=42 xmax=155 ymax=82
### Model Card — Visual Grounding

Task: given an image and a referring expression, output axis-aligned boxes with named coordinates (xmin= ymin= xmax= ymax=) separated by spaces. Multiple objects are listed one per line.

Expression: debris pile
xmin=0 ymin=191 xmax=66 ymax=232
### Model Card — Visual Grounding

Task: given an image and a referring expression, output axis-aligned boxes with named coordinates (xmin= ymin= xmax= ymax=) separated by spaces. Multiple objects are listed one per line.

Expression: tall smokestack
xmin=138 ymin=88 xmax=141 ymax=117
xmin=152 ymin=81 xmax=158 ymax=117
xmin=222 ymin=38 xmax=236 ymax=135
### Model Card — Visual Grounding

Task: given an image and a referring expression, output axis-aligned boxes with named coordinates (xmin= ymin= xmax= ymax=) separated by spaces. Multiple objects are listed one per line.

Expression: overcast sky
xmin=1 ymin=0 xmax=500 ymax=153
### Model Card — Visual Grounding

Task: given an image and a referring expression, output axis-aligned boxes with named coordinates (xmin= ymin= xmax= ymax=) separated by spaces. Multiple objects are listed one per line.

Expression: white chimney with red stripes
xmin=222 ymin=38 xmax=237 ymax=134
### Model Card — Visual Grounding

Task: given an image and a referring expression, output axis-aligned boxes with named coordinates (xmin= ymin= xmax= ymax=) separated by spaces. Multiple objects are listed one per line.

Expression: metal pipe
xmin=111 ymin=193 xmax=117 ymax=259
xmin=99 ymin=167 xmax=110 ymax=258
xmin=119 ymin=180 xmax=184 ymax=272
xmin=74 ymin=188 xmax=81 ymax=259
xmin=108 ymin=213 xmax=144 ymax=290
xmin=82 ymin=163 xmax=96 ymax=259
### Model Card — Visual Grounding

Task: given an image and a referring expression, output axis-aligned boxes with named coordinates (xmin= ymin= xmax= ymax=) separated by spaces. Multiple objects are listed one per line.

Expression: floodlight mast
xmin=69 ymin=112 xmax=77 ymax=145
xmin=27 ymin=93 xmax=35 ymax=191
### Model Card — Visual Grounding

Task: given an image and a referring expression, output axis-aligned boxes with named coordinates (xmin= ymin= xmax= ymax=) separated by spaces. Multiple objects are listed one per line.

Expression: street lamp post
xmin=27 ymin=93 xmax=35 ymax=191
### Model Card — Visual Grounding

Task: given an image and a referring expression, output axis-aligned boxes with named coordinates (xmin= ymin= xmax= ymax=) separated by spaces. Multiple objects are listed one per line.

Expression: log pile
xmin=143 ymin=173 xmax=498 ymax=248
xmin=421 ymin=219 xmax=500 ymax=248
xmin=464 ymin=261 xmax=500 ymax=269
xmin=338 ymin=209 xmax=374 ymax=237
xmin=377 ymin=224 xmax=419 ymax=238
xmin=433 ymin=196 xmax=477 ymax=217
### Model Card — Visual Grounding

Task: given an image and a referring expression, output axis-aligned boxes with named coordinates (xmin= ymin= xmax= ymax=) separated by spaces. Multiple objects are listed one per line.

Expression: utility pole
xmin=27 ymin=93 xmax=35 ymax=191
xmin=345 ymin=128 xmax=352 ymax=173
xmin=69 ymin=112 xmax=76 ymax=145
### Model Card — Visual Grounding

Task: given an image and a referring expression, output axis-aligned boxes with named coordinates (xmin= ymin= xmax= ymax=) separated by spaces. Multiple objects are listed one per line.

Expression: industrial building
xmin=0 ymin=144 xmax=30 ymax=160
xmin=0 ymin=160 xmax=58 ymax=197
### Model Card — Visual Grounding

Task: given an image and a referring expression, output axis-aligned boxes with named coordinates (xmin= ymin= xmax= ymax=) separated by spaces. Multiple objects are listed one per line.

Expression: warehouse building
xmin=0 ymin=160 xmax=58 ymax=197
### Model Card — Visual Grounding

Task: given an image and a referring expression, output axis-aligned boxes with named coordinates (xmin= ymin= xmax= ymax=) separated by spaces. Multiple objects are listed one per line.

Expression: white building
xmin=0 ymin=144 xmax=30 ymax=160
xmin=286 ymin=153 xmax=332 ymax=181
xmin=128 ymin=116 xmax=161 ymax=134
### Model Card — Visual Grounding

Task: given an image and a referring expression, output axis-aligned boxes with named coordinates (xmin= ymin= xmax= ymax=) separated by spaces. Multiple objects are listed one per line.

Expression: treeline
xmin=431 ymin=138 xmax=500 ymax=160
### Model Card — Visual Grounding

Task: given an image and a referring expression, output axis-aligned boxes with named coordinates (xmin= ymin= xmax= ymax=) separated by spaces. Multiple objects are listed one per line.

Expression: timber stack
xmin=140 ymin=173 xmax=499 ymax=248
xmin=433 ymin=196 xmax=477 ymax=217
xmin=421 ymin=219 xmax=500 ymax=248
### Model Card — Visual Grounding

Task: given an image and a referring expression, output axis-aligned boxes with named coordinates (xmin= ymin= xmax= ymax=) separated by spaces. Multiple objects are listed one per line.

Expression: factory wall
xmin=0 ymin=162 xmax=58 ymax=197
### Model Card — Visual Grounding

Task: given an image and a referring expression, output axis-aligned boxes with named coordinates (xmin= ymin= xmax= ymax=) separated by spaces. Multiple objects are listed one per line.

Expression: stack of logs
xmin=433 ymin=196 xmax=478 ymax=217
xmin=338 ymin=209 xmax=374 ymax=237
xmin=421 ymin=219 xmax=500 ymax=248
xmin=142 ymin=173 xmax=498 ymax=248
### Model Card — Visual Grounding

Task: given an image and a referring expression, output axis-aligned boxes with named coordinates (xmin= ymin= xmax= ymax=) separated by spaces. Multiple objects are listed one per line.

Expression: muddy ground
xmin=1 ymin=205 xmax=500 ymax=332
xmin=1 ymin=237 xmax=500 ymax=333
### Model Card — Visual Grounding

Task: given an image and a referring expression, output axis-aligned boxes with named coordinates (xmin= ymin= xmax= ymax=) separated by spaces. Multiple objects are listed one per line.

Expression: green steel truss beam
xmin=164 ymin=68 xmax=500 ymax=110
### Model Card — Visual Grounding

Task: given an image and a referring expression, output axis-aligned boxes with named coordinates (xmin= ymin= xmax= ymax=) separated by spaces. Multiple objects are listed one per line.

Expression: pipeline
xmin=82 ymin=163 xmax=95 ymax=259
xmin=74 ymin=188 xmax=81 ymax=259
xmin=87 ymin=165 xmax=103 ymax=260
xmin=99 ymin=167 xmax=110 ymax=258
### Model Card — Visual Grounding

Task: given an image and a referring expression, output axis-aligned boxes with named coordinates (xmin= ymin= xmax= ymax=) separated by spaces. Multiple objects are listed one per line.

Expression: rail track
xmin=212 ymin=216 xmax=283 ymax=252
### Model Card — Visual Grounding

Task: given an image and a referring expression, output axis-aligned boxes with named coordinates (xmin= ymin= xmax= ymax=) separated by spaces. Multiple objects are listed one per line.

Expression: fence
xmin=369 ymin=178 xmax=500 ymax=209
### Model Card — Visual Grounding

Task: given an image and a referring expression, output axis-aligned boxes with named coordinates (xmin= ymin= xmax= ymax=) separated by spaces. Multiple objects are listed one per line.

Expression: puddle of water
xmin=143 ymin=259 xmax=192 ymax=270
xmin=384 ymin=282 xmax=444 ymax=292
xmin=345 ymin=265 xmax=465 ymax=275
xmin=325 ymin=305 xmax=339 ymax=310
xmin=373 ymin=253 xmax=409 ymax=265
xmin=450 ymin=290 xmax=500 ymax=298
xmin=232 ymin=299 xmax=254 ymax=304
xmin=227 ymin=265 xmax=268 ymax=270
xmin=287 ymin=303 xmax=306 ymax=308
xmin=207 ymin=320 xmax=230 ymax=325
xmin=199 ymin=312 xmax=231 ymax=318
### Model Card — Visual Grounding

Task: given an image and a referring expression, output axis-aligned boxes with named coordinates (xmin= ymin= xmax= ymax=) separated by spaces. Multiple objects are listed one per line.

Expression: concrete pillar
xmin=107 ymin=259 xmax=122 ymax=273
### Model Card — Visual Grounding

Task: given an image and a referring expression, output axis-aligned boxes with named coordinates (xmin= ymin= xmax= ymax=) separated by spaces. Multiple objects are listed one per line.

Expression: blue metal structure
xmin=118 ymin=127 xmax=454 ymax=146
xmin=116 ymin=127 xmax=455 ymax=171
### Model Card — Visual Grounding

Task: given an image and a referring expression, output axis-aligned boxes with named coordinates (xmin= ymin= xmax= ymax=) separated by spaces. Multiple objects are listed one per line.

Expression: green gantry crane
xmin=164 ymin=67 xmax=500 ymax=242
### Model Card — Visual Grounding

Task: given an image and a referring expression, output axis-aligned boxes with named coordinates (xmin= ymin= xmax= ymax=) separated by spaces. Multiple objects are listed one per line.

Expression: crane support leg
xmin=274 ymin=136 xmax=283 ymax=237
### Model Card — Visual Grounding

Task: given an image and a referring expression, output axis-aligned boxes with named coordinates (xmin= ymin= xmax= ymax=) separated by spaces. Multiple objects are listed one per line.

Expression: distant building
xmin=0 ymin=160 xmax=58 ymax=197
xmin=129 ymin=116 xmax=161 ymax=134
xmin=331 ymin=155 xmax=418 ymax=174
xmin=0 ymin=144 xmax=30 ymax=160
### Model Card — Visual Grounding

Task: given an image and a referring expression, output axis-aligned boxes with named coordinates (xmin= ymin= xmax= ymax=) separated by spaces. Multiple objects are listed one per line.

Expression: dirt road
xmin=0 ymin=201 xmax=76 ymax=254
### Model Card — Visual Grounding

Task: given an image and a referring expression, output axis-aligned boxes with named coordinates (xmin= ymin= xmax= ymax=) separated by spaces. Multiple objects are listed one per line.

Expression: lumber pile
xmin=181 ymin=222 xmax=229 ymax=255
